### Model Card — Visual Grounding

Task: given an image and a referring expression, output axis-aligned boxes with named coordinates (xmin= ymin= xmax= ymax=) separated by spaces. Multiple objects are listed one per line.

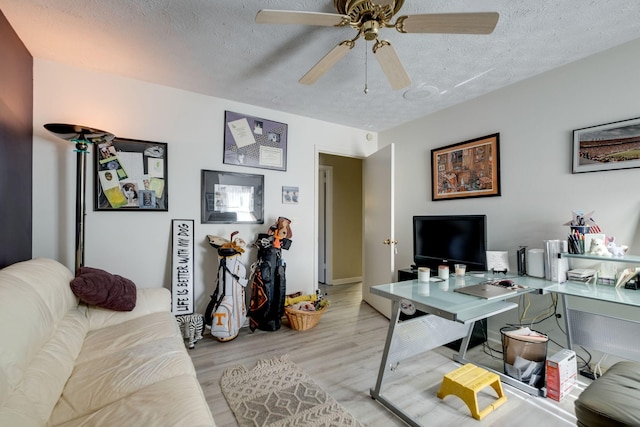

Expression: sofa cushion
xmin=574 ymin=361 xmax=640 ymax=427
xmin=70 ymin=266 xmax=136 ymax=311
xmin=0 ymin=258 xmax=84 ymax=427
xmin=50 ymin=375 xmax=215 ymax=427
xmin=84 ymin=288 xmax=171 ymax=331
xmin=49 ymin=311 xmax=199 ymax=425
xmin=76 ymin=310 xmax=183 ymax=365
xmin=0 ymin=310 xmax=88 ymax=427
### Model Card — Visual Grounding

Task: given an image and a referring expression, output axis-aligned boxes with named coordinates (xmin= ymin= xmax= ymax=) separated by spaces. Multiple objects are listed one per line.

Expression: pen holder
xmin=568 ymin=226 xmax=590 ymax=254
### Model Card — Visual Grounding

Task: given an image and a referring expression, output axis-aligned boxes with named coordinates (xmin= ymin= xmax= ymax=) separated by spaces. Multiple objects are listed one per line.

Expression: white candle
xmin=438 ymin=265 xmax=449 ymax=279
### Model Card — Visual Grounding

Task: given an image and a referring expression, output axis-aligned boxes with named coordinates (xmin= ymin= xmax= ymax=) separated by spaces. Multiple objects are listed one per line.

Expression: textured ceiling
xmin=2 ymin=0 xmax=640 ymax=132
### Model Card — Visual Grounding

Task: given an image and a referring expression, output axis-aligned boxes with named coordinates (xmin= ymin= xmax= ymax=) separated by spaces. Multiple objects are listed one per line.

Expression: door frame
xmin=318 ymin=165 xmax=333 ymax=284
xmin=314 ymin=145 xmax=364 ymax=288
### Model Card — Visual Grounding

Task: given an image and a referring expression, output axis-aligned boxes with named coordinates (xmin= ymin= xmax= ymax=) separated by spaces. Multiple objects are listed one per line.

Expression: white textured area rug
xmin=220 ymin=355 xmax=364 ymax=427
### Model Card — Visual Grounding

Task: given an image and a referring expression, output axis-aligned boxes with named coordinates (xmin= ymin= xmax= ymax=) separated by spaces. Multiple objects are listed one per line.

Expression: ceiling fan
xmin=256 ymin=0 xmax=499 ymax=90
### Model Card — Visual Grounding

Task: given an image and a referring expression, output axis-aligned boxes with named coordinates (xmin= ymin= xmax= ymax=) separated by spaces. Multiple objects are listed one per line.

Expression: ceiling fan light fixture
xmin=363 ymin=20 xmax=380 ymax=40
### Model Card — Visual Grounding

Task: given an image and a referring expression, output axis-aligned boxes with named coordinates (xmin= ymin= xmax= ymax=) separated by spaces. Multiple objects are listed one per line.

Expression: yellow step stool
xmin=437 ymin=363 xmax=507 ymax=420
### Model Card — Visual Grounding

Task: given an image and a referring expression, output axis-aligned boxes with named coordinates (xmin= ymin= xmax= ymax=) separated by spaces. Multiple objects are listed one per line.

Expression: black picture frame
xmin=572 ymin=117 xmax=640 ymax=173
xmin=431 ymin=133 xmax=501 ymax=201
xmin=201 ymin=170 xmax=264 ymax=224
xmin=94 ymin=137 xmax=168 ymax=211
xmin=223 ymin=111 xmax=288 ymax=171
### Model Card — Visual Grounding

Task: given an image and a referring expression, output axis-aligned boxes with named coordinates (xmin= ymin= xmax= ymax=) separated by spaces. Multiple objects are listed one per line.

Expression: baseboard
xmin=487 ymin=330 xmax=502 ymax=346
xmin=328 ymin=276 xmax=362 ymax=286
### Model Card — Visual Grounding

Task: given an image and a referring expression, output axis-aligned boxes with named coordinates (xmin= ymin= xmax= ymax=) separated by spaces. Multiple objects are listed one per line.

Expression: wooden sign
xmin=171 ymin=219 xmax=194 ymax=314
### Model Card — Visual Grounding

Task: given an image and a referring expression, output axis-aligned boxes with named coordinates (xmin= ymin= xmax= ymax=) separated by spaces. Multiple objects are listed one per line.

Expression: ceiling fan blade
xmin=396 ymin=12 xmax=499 ymax=34
xmin=256 ymin=10 xmax=350 ymax=27
xmin=373 ymin=40 xmax=411 ymax=91
xmin=299 ymin=40 xmax=355 ymax=85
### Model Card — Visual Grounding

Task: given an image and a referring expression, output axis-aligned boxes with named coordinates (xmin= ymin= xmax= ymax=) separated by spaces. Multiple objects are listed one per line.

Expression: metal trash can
xmin=501 ymin=326 xmax=548 ymax=389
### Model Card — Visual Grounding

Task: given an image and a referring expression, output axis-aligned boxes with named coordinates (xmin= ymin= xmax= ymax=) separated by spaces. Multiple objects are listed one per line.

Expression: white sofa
xmin=0 ymin=258 xmax=215 ymax=426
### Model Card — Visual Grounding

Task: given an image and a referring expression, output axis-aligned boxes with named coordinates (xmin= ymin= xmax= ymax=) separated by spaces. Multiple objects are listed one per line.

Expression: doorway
xmin=318 ymin=153 xmax=363 ymax=285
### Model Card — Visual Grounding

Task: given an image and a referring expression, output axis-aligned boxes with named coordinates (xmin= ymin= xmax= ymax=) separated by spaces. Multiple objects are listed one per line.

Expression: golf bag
xmin=205 ymin=234 xmax=248 ymax=342
xmin=248 ymin=243 xmax=287 ymax=332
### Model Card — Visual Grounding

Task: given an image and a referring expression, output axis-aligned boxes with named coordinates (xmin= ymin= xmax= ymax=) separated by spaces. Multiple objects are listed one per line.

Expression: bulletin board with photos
xmin=223 ymin=110 xmax=288 ymax=171
xmin=94 ymin=137 xmax=168 ymax=211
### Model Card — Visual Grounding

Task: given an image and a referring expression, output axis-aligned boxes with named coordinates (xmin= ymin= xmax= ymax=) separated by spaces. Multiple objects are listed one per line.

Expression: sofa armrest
xmin=85 ymin=288 xmax=171 ymax=331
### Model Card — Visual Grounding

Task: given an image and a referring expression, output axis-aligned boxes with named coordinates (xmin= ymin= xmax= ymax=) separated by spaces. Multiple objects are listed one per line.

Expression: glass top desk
xmin=545 ymin=280 xmax=640 ymax=362
xmin=369 ymin=274 xmax=553 ymax=427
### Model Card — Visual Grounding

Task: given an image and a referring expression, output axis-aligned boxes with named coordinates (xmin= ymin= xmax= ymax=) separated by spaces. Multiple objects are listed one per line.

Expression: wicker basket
xmin=284 ymin=305 xmax=327 ymax=331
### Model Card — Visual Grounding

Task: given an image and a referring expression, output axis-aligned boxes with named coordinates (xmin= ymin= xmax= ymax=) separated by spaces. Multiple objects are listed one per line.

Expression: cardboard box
xmin=546 ymin=349 xmax=577 ymax=401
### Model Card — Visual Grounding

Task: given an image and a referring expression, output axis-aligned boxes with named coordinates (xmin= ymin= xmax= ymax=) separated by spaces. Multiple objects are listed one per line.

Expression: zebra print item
xmin=176 ymin=313 xmax=204 ymax=349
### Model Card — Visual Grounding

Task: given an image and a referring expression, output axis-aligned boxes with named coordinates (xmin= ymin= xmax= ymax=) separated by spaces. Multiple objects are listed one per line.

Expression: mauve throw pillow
xmin=70 ymin=266 xmax=137 ymax=311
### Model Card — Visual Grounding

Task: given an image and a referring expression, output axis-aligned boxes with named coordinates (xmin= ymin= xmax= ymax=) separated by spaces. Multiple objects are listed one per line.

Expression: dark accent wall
xmin=0 ymin=9 xmax=33 ymax=268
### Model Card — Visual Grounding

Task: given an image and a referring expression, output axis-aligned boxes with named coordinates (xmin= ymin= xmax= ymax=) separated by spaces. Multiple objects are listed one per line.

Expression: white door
xmin=362 ymin=143 xmax=395 ymax=318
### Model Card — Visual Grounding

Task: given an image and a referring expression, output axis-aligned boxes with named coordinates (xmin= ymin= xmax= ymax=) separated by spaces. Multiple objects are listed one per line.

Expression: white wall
xmin=382 ymin=38 xmax=640 ymax=360
xmin=32 ymin=59 xmax=376 ymax=313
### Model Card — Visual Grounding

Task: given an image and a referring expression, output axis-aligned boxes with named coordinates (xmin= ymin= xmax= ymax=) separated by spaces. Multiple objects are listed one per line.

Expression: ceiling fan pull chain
xmin=364 ymin=41 xmax=369 ymax=94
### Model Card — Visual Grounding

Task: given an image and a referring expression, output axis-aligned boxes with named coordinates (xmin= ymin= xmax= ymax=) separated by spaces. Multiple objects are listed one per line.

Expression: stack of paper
xmin=568 ymin=269 xmax=596 ymax=282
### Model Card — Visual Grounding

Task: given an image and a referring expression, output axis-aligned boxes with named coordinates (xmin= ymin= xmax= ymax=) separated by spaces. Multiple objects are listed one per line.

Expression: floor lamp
xmin=44 ymin=123 xmax=115 ymax=273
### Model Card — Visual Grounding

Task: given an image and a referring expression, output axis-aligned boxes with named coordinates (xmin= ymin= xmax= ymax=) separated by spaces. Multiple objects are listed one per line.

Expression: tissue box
xmin=546 ymin=349 xmax=577 ymax=401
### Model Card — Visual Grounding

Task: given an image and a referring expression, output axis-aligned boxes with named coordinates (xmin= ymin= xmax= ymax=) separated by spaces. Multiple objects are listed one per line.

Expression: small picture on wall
xmin=282 ymin=186 xmax=299 ymax=204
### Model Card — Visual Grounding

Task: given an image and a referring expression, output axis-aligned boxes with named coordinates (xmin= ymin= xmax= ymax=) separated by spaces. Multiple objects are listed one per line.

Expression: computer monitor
xmin=413 ymin=214 xmax=487 ymax=273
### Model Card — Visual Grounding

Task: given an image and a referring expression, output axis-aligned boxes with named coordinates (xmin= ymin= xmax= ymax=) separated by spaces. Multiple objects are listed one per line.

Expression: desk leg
xmin=455 ymin=320 xmax=475 ymax=360
xmin=370 ymin=300 xmax=423 ymax=427
xmin=560 ymin=294 xmax=573 ymax=350
xmin=371 ymin=299 xmax=401 ymax=395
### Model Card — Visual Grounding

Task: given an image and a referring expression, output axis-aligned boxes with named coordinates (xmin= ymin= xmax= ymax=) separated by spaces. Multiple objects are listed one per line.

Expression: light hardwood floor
xmin=190 ymin=283 xmax=584 ymax=426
